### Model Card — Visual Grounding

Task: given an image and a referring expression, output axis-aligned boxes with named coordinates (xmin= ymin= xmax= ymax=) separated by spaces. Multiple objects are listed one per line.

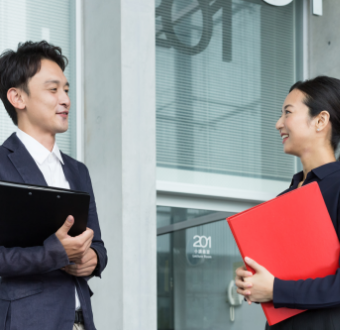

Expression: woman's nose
xmin=276 ymin=116 xmax=284 ymax=130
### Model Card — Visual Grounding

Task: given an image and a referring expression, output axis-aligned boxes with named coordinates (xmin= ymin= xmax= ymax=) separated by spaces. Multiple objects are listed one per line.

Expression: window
xmin=0 ymin=0 xmax=77 ymax=157
xmin=156 ymin=0 xmax=303 ymax=197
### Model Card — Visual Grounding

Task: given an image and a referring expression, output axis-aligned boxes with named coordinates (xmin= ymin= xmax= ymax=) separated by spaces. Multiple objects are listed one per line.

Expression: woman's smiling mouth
xmin=281 ymin=133 xmax=289 ymax=144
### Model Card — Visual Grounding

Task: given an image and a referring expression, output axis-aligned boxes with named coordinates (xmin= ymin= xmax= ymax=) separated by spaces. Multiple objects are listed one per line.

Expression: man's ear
xmin=7 ymin=88 xmax=26 ymax=111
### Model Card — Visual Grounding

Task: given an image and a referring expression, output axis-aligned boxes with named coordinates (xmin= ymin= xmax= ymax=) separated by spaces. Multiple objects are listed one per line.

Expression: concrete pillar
xmin=309 ymin=0 xmax=340 ymax=78
xmin=83 ymin=0 xmax=156 ymax=329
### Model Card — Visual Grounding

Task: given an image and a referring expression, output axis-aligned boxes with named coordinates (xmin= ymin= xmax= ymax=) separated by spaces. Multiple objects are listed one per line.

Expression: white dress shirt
xmin=16 ymin=129 xmax=81 ymax=310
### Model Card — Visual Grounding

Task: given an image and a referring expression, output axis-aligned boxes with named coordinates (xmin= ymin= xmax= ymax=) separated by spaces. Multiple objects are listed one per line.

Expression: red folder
xmin=227 ymin=182 xmax=340 ymax=325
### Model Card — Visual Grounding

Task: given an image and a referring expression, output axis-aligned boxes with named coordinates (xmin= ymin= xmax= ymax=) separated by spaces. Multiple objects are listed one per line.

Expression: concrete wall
xmin=309 ymin=0 xmax=340 ymax=78
xmin=83 ymin=1 xmax=156 ymax=329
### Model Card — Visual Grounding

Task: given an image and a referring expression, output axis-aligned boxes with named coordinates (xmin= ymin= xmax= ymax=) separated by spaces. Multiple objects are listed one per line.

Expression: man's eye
xmin=50 ymin=88 xmax=57 ymax=92
xmin=285 ymin=110 xmax=291 ymax=114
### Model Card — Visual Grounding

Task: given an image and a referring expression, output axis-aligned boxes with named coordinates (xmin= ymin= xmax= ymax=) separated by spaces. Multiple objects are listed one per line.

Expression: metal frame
xmin=76 ymin=0 xmax=84 ymax=162
xmin=294 ymin=0 xmax=308 ymax=173
xmin=157 ymin=211 xmax=234 ymax=236
xmin=303 ymin=0 xmax=309 ymax=80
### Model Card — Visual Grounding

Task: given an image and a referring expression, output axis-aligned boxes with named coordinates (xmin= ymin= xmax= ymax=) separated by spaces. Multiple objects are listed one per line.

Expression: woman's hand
xmin=235 ymin=264 xmax=253 ymax=304
xmin=235 ymin=257 xmax=275 ymax=303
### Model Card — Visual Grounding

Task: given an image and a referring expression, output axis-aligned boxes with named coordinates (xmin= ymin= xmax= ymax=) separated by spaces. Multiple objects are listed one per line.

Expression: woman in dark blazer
xmin=235 ymin=76 xmax=340 ymax=330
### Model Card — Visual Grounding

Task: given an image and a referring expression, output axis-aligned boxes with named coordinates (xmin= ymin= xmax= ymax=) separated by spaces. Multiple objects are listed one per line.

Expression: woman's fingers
xmin=236 ymin=287 xmax=251 ymax=296
xmin=235 ymin=266 xmax=253 ymax=279
xmin=236 ymin=288 xmax=255 ymax=305
xmin=234 ymin=264 xmax=255 ymax=303
xmin=235 ymin=277 xmax=252 ymax=289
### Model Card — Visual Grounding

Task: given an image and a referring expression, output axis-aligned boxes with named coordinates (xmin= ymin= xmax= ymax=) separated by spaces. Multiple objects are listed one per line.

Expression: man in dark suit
xmin=0 ymin=41 xmax=107 ymax=330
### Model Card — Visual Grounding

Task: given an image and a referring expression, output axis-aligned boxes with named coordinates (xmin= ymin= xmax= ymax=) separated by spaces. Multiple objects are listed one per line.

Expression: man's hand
xmin=62 ymin=248 xmax=98 ymax=277
xmin=55 ymin=216 xmax=94 ymax=262
xmin=235 ymin=257 xmax=274 ymax=303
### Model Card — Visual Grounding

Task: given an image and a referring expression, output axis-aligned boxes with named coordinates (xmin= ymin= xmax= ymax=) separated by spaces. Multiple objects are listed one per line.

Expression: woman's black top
xmin=273 ymin=161 xmax=340 ymax=309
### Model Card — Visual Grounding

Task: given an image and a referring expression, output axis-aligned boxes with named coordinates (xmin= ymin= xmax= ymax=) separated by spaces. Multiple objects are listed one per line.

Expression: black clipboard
xmin=0 ymin=180 xmax=90 ymax=248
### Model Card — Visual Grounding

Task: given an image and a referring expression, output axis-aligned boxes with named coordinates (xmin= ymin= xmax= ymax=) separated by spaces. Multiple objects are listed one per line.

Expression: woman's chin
xmin=283 ymin=145 xmax=299 ymax=157
xmin=283 ymin=143 xmax=290 ymax=153
xmin=283 ymin=144 xmax=294 ymax=155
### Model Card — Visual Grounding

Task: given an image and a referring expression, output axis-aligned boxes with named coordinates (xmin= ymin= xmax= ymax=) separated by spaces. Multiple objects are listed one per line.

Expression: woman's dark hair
xmin=0 ymin=41 xmax=68 ymax=125
xmin=290 ymin=76 xmax=340 ymax=152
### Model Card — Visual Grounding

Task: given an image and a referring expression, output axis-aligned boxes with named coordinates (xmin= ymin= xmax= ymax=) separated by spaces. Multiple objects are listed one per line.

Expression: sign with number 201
xmin=193 ymin=235 xmax=212 ymax=249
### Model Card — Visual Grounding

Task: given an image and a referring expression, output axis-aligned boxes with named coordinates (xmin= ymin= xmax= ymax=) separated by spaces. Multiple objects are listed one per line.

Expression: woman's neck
xmin=300 ymin=148 xmax=336 ymax=181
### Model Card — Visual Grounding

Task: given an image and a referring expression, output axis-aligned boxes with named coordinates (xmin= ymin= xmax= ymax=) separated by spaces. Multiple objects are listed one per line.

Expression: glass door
xmin=157 ymin=207 xmax=266 ymax=330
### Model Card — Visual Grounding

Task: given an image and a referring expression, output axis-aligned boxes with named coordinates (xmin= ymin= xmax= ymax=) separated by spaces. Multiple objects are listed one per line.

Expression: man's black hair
xmin=0 ymin=41 xmax=68 ymax=125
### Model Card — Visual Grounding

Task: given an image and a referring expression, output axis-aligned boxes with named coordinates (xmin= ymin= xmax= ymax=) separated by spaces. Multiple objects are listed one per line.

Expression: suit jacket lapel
xmin=3 ymin=133 xmax=47 ymax=186
xmin=3 ymin=133 xmax=79 ymax=189
xmin=61 ymin=153 xmax=78 ymax=191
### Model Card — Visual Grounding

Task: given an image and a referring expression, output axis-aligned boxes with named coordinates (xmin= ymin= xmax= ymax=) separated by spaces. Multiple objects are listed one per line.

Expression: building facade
xmin=0 ymin=0 xmax=339 ymax=329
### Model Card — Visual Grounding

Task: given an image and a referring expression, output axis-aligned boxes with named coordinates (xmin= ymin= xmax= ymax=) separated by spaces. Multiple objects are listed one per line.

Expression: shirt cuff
xmin=273 ymin=277 xmax=296 ymax=309
xmin=90 ymin=247 xmax=101 ymax=277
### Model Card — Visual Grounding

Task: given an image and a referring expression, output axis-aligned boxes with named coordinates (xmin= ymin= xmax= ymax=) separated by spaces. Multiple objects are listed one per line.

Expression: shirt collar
xmin=310 ymin=161 xmax=340 ymax=180
xmin=290 ymin=171 xmax=304 ymax=188
xmin=16 ymin=129 xmax=64 ymax=165
xmin=290 ymin=161 xmax=340 ymax=188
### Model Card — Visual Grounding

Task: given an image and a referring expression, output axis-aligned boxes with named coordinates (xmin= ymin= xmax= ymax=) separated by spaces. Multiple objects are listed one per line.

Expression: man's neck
xmin=17 ymin=125 xmax=55 ymax=152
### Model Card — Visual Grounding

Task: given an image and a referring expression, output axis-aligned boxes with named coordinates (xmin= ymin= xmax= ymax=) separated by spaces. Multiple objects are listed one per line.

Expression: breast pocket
xmin=0 ymin=276 xmax=43 ymax=301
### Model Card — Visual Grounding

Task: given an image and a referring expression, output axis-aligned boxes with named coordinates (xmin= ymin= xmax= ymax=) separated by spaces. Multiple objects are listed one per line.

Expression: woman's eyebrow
xmin=282 ymin=104 xmax=294 ymax=112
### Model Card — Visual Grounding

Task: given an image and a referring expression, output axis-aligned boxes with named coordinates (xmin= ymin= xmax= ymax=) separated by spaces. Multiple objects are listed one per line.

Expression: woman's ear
xmin=315 ymin=110 xmax=331 ymax=132
xmin=7 ymin=88 xmax=26 ymax=111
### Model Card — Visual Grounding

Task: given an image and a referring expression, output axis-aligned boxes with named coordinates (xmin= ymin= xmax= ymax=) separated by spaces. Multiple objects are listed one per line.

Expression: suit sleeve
xmin=273 ymin=271 xmax=340 ymax=309
xmin=0 ymin=234 xmax=71 ymax=277
xmin=273 ymin=198 xmax=340 ymax=310
xmin=83 ymin=165 xmax=108 ymax=277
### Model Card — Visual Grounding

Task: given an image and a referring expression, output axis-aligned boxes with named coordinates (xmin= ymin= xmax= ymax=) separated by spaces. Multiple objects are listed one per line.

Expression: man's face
xmin=21 ymin=58 xmax=70 ymax=135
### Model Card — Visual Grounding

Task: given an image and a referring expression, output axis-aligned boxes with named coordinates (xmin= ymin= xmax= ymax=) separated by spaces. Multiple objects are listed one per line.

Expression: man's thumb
xmin=57 ymin=216 xmax=74 ymax=236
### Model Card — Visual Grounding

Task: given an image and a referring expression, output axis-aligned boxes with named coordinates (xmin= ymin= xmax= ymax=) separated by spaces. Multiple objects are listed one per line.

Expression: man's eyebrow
xmin=44 ymin=80 xmax=70 ymax=87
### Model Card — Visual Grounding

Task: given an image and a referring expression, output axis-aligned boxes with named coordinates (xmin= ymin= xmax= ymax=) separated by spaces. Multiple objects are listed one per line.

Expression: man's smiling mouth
xmin=56 ymin=111 xmax=69 ymax=117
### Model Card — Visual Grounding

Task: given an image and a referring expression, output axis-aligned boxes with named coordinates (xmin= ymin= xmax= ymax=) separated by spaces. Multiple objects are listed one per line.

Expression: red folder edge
xmin=227 ymin=219 xmax=305 ymax=325
xmin=226 ymin=182 xmax=340 ymax=325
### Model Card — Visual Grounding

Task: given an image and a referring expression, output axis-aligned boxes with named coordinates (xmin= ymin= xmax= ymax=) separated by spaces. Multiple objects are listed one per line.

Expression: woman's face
xmin=276 ymin=89 xmax=317 ymax=157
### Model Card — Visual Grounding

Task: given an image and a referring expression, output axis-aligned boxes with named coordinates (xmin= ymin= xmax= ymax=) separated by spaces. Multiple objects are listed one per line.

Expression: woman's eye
xmin=65 ymin=89 xmax=69 ymax=94
xmin=50 ymin=88 xmax=57 ymax=92
xmin=285 ymin=110 xmax=291 ymax=115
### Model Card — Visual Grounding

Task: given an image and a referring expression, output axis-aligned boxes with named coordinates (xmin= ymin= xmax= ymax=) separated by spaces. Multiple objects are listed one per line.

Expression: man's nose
xmin=60 ymin=92 xmax=71 ymax=108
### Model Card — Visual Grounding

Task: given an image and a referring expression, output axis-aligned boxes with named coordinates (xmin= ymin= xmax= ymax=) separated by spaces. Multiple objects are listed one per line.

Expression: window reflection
xmin=157 ymin=206 xmax=216 ymax=228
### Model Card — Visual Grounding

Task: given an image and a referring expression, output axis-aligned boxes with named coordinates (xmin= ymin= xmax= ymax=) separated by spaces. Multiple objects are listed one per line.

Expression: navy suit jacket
xmin=0 ymin=133 xmax=107 ymax=330
xmin=274 ymin=161 xmax=340 ymax=310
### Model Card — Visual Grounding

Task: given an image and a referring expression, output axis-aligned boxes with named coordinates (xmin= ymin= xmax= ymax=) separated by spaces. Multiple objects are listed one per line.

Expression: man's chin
xmin=54 ymin=125 xmax=69 ymax=134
